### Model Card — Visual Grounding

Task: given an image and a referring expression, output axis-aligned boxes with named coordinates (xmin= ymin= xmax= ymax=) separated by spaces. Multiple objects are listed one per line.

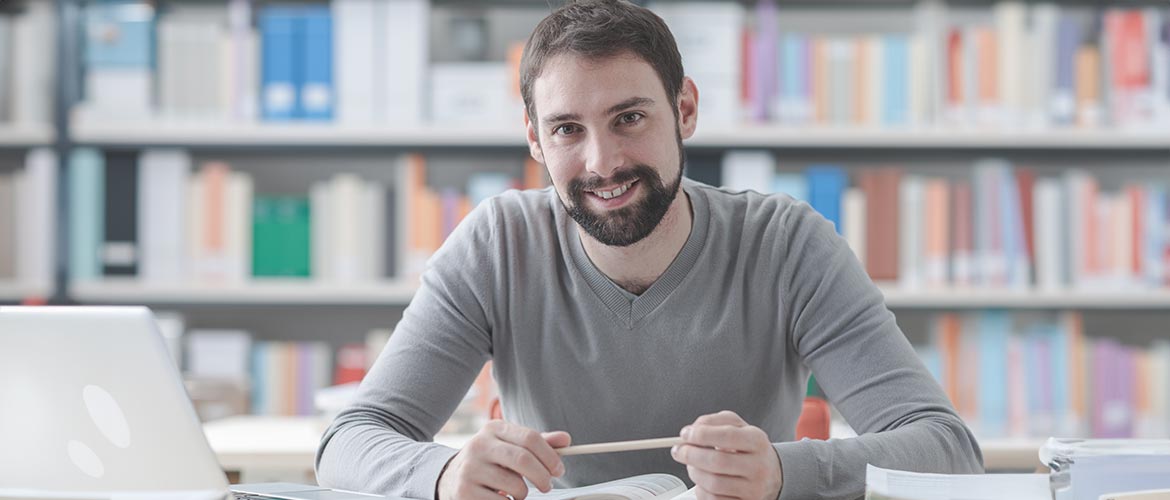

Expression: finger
xmin=473 ymin=463 xmax=533 ymax=499
xmin=682 ymin=424 xmax=768 ymax=453
xmin=541 ymin=431 xmax=572 ymax=450
xmin=687 ymin=465 xmax=754 ymax=498
xmin=485 ymin=441 xmax=556 ymax=492
xmin=494 ymin=424 xmax=565 ymax=477
xmin=693 ymin=410 xmax=748 ymax=427
xmin=671 ymin=444 xmax=757 ymax=477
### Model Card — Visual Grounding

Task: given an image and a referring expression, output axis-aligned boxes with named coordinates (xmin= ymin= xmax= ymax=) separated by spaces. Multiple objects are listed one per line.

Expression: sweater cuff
xmin=772 ymin=440 xmax=820 ymax=500
xmin=409 ymin=442 xmax=460 ymax=500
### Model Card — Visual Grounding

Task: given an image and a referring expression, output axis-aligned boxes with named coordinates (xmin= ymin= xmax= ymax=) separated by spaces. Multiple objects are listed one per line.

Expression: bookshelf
xmin=69 ymin=122 xmax=1170 ymax=150
xmin=70 ymin=280 xmax=418 ymax=305
xmin=9 ymin=0 xmax=1167 ymax=458
xmin=65 ymin=280 xmax=1170 ymax=310
xmin=0 ymin=282 xmax=51 ymax=302
xmin=0 ymin=124 xmax=54 ymax=147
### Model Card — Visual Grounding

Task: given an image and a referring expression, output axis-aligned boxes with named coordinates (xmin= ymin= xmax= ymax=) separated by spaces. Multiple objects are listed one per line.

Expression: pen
xmin=555 ymin=437 xmax=685 ymax=456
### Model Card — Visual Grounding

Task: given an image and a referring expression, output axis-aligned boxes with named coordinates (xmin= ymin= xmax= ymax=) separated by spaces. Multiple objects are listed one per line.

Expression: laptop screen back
xmin=0 ymin=306 xmax=230 ymax=494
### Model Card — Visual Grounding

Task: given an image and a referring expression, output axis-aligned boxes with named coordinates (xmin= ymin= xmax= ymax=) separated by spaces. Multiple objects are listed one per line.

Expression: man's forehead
xmin=532 ymin=53 xmax=667 ymax=120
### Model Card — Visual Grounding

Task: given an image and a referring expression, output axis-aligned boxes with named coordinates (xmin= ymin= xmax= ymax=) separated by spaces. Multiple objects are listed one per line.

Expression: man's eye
xmin=620 ymin=113 xmax=643 ymax=125
xmin=554 ymin=124 xmax=579 ymax=135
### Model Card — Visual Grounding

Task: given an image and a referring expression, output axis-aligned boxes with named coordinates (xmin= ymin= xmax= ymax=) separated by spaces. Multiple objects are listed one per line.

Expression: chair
xmin=488 ymin=395 xmax=832 ymax=440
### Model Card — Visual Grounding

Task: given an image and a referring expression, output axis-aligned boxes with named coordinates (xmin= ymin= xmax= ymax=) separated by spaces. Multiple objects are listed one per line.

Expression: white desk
xmin=202 ymin=416 xmax=1042 ymax=480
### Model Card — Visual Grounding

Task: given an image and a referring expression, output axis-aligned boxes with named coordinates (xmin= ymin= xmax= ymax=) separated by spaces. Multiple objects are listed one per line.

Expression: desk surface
xmin=202 ymin=416 xmax=1041 ymax=473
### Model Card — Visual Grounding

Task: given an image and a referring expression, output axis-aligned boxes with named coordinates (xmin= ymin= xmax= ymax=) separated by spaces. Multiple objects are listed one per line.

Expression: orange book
xmin=403 ymin=154 xmax=427 ymax=255
xmin=1135 ymin=351 xmax=1151 ymax=423
xmin=1066 ymin=311 xmax=1085 ymax=429
xmin=422 ymin=189 xmax=443 ymax=253
xmin=283 ymin=343 xmax=298 ymax=416
xmin=202 ymin=162 xmax=230 ymax=254
xmin=1075 ymin=46 xmax=1101 ymax=127
xmin=457 ymin=195 xmax=473 ymax=226
xmin=936 ymin=313 xmax=962 ymax=411
xmin=976 ymin=28 xmax=999 ymax=110
xmin=812 ymin=38 xmax=828 ymax=124
xmin=854 ymin=39 xmax=868 ymax=125
xmin=924 ymin=179 xmax=950 ymax=286
xmin=523 ymin=157 xmax=548 ymax=190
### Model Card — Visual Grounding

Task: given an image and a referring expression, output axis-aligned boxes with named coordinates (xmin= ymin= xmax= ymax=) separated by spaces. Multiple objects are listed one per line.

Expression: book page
xmin=865 ymin=464 xmax=1049 ymax=500
xmin=527 ymin=474 xmax=686 ymax=500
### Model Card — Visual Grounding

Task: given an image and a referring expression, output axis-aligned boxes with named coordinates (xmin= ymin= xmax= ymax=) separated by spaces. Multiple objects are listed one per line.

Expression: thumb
xmin=542 ymin=431 xmax=572 ymax=448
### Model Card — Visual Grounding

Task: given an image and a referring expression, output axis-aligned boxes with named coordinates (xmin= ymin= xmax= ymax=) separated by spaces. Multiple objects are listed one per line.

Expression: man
xmin=315 ymin=1 xmax=983 ymax=499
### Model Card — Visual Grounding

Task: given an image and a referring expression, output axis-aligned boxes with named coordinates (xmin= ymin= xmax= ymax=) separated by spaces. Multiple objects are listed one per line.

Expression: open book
xmin=527 ymin=474 xmax=696 ymax=500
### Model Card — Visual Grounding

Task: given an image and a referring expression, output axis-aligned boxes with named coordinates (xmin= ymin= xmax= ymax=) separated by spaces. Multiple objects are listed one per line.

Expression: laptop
xmin=0 ymin=306 xmax=404 ymax=500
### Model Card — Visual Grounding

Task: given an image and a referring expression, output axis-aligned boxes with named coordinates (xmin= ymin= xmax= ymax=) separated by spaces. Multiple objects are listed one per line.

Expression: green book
xmin=252 ymin=196 xmax=311 ymax=277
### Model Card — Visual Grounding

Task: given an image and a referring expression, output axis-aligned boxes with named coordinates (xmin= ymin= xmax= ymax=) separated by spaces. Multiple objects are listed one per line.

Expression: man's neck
xmin=577 ymin=188 xmax=693 ymax=295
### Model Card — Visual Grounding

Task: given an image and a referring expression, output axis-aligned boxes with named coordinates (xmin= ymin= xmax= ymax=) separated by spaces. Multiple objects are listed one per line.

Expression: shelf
xmin=0 ymin=124 xmax=55 ymax=147
xmin=0 ymin=281 xmax=51 ymax=302
xmin=877 ymin=285 xmax=1170 ymax=309
xmin=69 ymin=280 xmax=1170 ymax=308
xmin=689 ymin=127 xmax=1170 ymax=150
xmin=69 ymin=279 xmax=419 ymax=305
xmin=69 ymin=121 xmax=1170 ymax=150
xmin=70 ymin=121 xmax=529 ymax=148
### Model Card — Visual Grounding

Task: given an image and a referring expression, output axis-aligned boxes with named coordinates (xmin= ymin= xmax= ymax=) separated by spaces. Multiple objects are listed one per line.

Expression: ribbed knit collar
xmin=562 ymin=178 xmax=710 ymax=328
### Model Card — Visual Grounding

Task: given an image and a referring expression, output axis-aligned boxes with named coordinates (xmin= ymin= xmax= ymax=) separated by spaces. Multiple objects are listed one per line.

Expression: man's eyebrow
xmin=541 ymin=97 xmax=656 ymax=125
xmin=606 ymin=97 xmax=654 ymax=115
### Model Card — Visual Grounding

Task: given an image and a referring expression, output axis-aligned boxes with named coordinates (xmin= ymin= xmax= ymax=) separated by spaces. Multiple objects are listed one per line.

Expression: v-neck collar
xmin=562 ymin=179 xmax=710 ymax=328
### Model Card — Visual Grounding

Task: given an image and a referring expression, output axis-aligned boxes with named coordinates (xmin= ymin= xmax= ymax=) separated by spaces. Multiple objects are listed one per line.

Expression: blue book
xmin=69 ymin=149 xmax=105 ymax=281
xmin=999 ymin=165 xmax=1026 ymax=288
xmin=468 ymin=173 xmax=515 ymax=206
xmin=300 ymin=6 xmax=333 ymax=121
xmin=1144 ymin=187 xmax=1165 ymax=287
xmin=806 ymin=166 xmax=847 ymax=235
xmin=1049 ymin=323 xmax=1070 ymax=429
xmin=779 ymin=34 xmax=809 ymax=123
xmin=771 ymin=173 xmax=807 ymax=201
xmin=251 ymin=342 xmax=268 ymax=415
xmin=882 ymin=35 xmax=910 ymax=127
xmin=978 ymin=311 xmax=1010 ymax=438
xmin=84 ymin=0 xmax=154 ymax=68
xmin=260 ymin=6 xmax=301 ymax=121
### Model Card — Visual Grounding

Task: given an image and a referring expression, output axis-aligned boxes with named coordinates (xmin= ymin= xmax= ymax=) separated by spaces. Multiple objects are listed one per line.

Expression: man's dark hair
xmin=519 ymin=0 xmax=684 ymax=126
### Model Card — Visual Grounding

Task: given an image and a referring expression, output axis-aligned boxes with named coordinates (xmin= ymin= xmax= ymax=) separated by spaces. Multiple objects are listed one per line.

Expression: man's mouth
xmin=588 ymin=179 xmax=639 ymax=199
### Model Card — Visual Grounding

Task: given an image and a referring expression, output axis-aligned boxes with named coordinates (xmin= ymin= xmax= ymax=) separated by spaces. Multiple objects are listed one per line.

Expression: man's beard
xmin=560 ymin=141 xmax=685 ymax=247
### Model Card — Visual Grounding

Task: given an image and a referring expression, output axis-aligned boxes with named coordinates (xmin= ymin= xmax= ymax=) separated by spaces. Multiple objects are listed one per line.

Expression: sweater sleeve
xmin=771 ymin=202 xmax=984 ymax=500
xmin=314 ymin=201 xmax=502 ymax=499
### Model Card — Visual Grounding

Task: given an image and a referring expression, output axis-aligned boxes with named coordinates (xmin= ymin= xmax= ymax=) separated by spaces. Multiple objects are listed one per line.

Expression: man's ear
xmin=677 ymin=77 xmax=699 ymax=140
xmin=524 ymin=110 xmax=546 ymax=164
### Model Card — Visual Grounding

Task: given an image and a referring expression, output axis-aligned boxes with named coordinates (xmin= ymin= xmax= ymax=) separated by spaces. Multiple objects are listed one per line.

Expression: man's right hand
xmin=437 ymin=420 xmax=571 ymax=500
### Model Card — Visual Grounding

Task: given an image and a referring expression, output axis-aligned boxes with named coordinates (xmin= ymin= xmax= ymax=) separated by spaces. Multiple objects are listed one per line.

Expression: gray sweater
xmin=315 ymin=178 xmax=983 ymax=500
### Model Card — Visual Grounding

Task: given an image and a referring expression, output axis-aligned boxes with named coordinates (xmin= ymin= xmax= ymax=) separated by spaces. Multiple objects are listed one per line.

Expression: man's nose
xmin=583 ymin=131 xmax=626 ymax=179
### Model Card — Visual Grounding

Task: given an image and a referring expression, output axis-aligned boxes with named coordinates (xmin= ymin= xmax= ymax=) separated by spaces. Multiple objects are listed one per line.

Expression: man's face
xmin=526 ymin=53 xmax=691 ymax=247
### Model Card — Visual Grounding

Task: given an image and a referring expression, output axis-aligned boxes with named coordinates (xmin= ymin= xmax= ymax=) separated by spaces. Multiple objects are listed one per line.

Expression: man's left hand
xmin=670 ymin=410 xmax=783 ymax=500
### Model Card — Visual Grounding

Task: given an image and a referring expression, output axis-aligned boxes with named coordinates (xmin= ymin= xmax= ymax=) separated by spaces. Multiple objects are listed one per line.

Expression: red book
xmin=860 ymin=168 xmax=902 ymax=282
xmin=1015 ymin=169 xmax=1036 ymax=273
xmin=333 ymin=343 xmax=367 ymax=385
xmin=946 ymin=29 xmax=964 ymax=111
xmin=952 ymin=181 xmax=974 ymax=286
xmin=1128 ymin=185 xmax=1144 ymax=276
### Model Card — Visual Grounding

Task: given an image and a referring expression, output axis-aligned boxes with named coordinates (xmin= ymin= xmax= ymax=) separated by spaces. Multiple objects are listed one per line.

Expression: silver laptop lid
xmin=0 ymin=306 xmax=229 ymax=494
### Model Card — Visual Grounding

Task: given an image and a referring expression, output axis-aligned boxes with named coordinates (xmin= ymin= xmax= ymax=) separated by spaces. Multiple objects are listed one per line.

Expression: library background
xmin=1 ymin=0 xmax=1169 ymax=484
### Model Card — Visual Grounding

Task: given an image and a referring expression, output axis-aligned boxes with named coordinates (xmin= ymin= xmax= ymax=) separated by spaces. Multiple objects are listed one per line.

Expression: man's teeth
xmin=592 ymin=181 xmax=634 ymax=200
